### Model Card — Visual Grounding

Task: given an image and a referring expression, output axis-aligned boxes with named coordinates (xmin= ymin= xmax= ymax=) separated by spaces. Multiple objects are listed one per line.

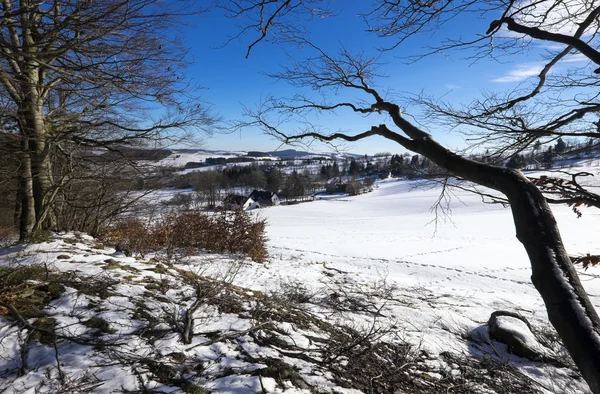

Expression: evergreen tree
xmin=555 ymin=138 xmax=567 ymax=154
xmin=266 ymin=168 xmax=283 ymax=192
xmin=410 ymin=154 xmax=420 ymax=167
xmin=331 ymin=161 xmax=340 ymax=177
xmin=506 ymin=154 xmax=525 ymax=169
xmin=349 ymin=159 xmax=362 ymax=176
xmin=542 ymin=148 xmax=554 ymax=169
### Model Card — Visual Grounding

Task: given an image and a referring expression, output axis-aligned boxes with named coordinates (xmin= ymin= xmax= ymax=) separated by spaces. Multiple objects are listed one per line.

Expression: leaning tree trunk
xmin=420 ymin=147 xmax=600 ymax=393
xmin=382 ymin=108 xmax=600 ymax=393
xmin=506 ymin=175 xmax=600 ymax=392
xmin=416 ymin=144 xmax=600 ymax=393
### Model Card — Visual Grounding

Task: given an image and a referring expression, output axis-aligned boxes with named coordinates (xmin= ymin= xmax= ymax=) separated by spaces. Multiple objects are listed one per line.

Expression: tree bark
xmin=385 ymin=119 xmax=600 ymax=393
xmin=290 ymin=104 xmax=600 ymax=391
xmin=17 ymin=136 xmax=35 ymax=241
xmin=507 ymin=179 xmax=600 ymax=392
xmin=19 ymin=83 xmax=56 ymax=234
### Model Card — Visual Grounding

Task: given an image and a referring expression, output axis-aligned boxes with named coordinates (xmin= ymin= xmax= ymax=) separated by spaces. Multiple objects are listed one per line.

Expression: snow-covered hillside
xmin=1 ymin=176 xmax=599 ymax=393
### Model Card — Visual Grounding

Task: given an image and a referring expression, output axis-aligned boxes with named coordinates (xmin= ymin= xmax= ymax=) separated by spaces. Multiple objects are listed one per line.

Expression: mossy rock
xmin=84 ymin=317 xmax=116 ymax=335
xmin=30 ymin=317 xmax=56 ymax=346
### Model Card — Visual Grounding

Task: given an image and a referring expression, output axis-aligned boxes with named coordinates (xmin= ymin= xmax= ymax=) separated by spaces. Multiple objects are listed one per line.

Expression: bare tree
xmin=219 ymin=1 xmax=600 ymax=392
xmin=0 ymin=0 xmax=216 ymax=240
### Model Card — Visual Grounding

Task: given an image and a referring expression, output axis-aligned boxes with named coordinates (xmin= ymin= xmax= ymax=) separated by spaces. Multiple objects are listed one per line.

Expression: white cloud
xmin=561 ymin=53 xmax=588 ymax=63
xmin=510 ymin=0 xmax=596 ymax=36
xmin=492 ymin=63 xmax=544 ymax=83
xmin=445 ymin=84 xmax=462 ymax=90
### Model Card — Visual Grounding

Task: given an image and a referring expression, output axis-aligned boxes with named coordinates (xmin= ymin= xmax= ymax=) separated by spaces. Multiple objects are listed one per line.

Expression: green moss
xmin=25 ymin=229 xmax=51 ymax=244
xmin=84 ymin=317 xmax=116 ymax=335
xmin=47 ymin=282 xmax=65 ymax=299
xmin=5 ymin=266 xmax=47 ymax=286
xmin=103 ymin=259 xmax=139 ymax=273
xmin=180 ymin=382 xmax=206 ymax=394
xmin=74 ymin=280 xmax=115 ymax=299
xmin=29 ymin=317 xmax=56 ymax=345
xmin=152 ymin=263 xmax=170 ymax=274
xmin=103 ymin=259 xmax=121 ymax=270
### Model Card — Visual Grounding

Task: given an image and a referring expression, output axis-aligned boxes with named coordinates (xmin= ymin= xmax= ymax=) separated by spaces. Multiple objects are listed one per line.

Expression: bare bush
xmin=102 ymin=210 xmax=268 ymax=262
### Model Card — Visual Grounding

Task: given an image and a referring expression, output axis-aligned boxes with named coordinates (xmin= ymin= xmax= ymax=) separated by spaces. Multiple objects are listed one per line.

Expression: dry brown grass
xmin=102 ymin=210 xmax=268 ymax=262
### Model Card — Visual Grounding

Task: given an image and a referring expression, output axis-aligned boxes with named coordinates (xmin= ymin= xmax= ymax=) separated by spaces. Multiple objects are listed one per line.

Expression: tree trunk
xmin=412 ymin=139 xmax=600 ymax=393
xmin=379 ymin=111 xmax=600 ymax=392
xmin=19 ymin=94 xmax=56 ymax=235
xmin=31 ymin=136 xmax=56 ymax=232
xmin=506 ymin=177 xmax=600 ymax=393
xmin=17 ymin=137 xmax=35 ymax=241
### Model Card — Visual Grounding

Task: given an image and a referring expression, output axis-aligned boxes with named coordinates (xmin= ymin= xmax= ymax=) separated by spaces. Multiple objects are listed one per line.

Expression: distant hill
xmin=268 ymin=149 xmax=312 ymax=158
xmin=267 ymin=149 xmax=361 ymax=159
xmin=141 ymin=147 xmax=364 ymax=168
xmin=101 ymin=147 xmax=172 ymax=161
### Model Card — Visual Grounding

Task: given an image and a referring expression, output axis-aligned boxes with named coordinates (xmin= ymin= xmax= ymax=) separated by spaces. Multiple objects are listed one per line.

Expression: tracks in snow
xmin=269 ymin=245 xmax=534 ymax=288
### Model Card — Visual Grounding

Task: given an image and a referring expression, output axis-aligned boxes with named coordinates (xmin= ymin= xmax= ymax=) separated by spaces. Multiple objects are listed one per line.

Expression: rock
xmin=56 ymin=254 xmax=71 ymax=259
xmin=488 ymin=310 xmax=543 ymax=360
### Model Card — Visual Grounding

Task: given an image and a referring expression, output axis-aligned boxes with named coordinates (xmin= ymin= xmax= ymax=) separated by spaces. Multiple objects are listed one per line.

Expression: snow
xmin=154 ymin=151 xmax=245 ymax=168
xmin=1 ymin=171 xmax=599 ymax=392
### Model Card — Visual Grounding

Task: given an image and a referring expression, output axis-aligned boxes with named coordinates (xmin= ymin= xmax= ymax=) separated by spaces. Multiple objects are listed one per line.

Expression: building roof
xmin=249 ymin=190 xmax=278 ymax=201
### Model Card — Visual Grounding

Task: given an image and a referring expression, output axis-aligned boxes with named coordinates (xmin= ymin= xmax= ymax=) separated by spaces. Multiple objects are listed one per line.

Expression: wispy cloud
xmin=562 ymin=53 xmax=588 ymax=63
xmin=445 ymin=84 xmax=462 ymax=90
xmin=508 ymin=0 xmax=596 ymax=36
xmin=492 ymin=63 xmax=543 ymax=83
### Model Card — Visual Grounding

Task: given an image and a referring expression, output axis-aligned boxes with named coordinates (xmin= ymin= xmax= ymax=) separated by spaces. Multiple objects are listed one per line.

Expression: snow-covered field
xmin=1 ymin=174 xmax=599 ymax=393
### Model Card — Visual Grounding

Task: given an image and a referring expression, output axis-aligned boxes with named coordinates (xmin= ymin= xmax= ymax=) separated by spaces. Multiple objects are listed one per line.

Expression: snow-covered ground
xmin=154 ymin=150 xmax=248 ymax=168
xmin=1 ymin=174 xmax=599 ymax=393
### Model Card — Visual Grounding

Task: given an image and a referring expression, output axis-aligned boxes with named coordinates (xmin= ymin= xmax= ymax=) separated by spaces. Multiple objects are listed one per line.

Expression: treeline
xmin=180 ymin=166 xmax=312 ymax=207
xmin=0 ymin=140 xmax=171 ymax=241
xmin=320 ymin=154 xmax=442 ymax=179
xmin=173 ymin=154 xmax=446 ymax=209
xmin=101 ymin=148 xmax=172 ymax=162
xmin=504 ymin=138 xmax=600 ymax=170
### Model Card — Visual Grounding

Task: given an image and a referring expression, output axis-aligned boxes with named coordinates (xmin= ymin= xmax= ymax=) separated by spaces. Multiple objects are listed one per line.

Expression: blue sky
xmin=178 ymin=2 xmax=583 ymax=155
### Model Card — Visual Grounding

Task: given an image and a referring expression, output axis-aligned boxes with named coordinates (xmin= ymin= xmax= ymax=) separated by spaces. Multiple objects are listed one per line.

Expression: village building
xmin=249 ymin=190 xmax=281 ymax=207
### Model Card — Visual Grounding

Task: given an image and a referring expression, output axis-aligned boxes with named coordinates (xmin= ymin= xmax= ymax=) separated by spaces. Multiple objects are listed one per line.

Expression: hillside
xmin=150 ymin=148 xmax=362 ymax=170
xmin=1 ymin=171 xmax=599 ymax=393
